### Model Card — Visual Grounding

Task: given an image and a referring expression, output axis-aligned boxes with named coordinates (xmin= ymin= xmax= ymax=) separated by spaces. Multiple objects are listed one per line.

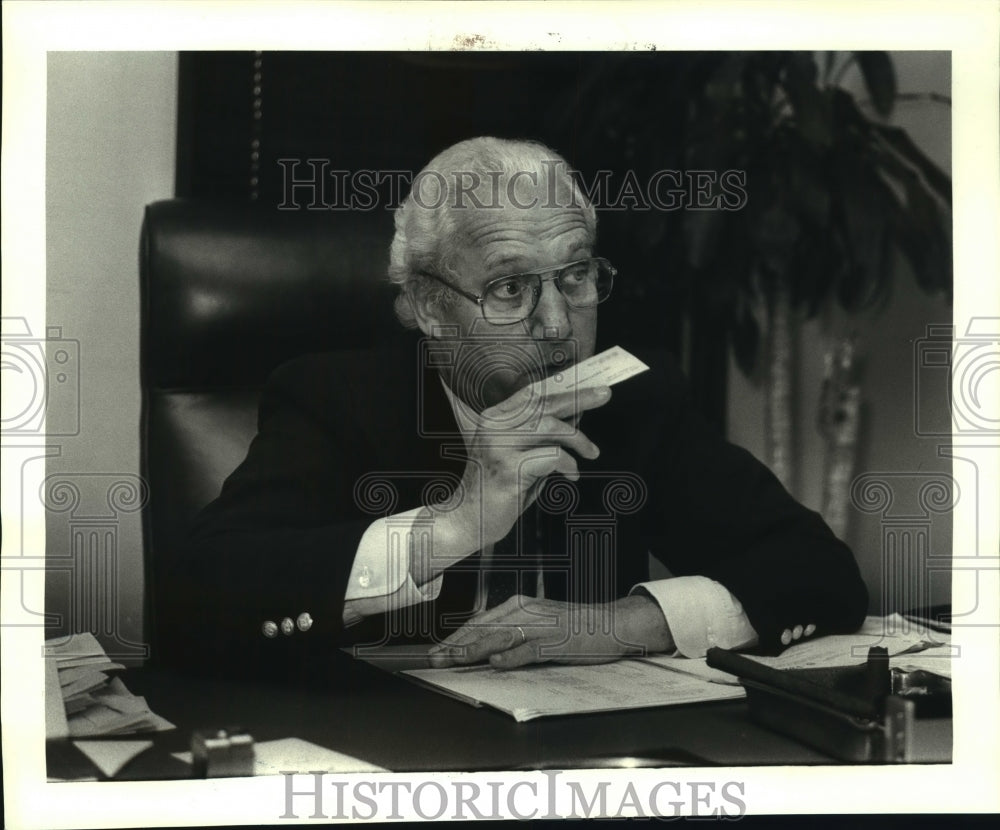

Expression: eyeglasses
xmin=416 ymin=257 xmax=616 ymax=326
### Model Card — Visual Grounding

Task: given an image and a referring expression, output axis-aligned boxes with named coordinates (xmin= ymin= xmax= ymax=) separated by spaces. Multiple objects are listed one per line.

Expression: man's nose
xmin=528 ymin=278 xmax=571 ymax=339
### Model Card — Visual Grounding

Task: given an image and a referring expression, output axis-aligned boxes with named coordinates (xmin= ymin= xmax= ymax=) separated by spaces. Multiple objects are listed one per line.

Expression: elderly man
xmin=164 ymin=137 xmax=867 ymax=678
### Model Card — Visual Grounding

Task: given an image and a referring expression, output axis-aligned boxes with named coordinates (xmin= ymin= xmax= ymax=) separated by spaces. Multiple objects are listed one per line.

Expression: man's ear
xmin=409 ymin=285 xmax=449 ymax=338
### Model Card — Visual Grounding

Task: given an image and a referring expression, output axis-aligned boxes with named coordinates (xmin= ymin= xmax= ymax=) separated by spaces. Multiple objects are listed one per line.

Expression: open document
xmin=643 ymin=614 xmax=953 ymax=682
xmin=401 ymin=615 xmax=950 ymax=722
xmin=403 ymin=658 xmax=744 ymax=723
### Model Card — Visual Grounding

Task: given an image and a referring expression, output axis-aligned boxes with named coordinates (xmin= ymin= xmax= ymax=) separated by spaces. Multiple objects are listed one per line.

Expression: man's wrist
xmin=437 ymin=509 xmax=480 ymax=555
xmin=614 ymin=593 xmax=675 ymax=655
xmin=408 ymin=504 xmax=482 ymax=585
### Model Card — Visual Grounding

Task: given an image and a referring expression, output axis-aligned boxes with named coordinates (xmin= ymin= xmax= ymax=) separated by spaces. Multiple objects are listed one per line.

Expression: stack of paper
xmin=45 ymin=633 xmax=175 ymax=738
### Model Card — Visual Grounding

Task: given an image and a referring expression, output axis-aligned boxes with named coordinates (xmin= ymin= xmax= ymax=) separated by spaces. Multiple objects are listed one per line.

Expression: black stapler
xmin=706 ymin=646 xmax=951 ymax=763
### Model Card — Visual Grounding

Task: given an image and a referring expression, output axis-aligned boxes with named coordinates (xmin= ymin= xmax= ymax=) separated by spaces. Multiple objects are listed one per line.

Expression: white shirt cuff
xmin=342 ymin=508 xmax=444 ymax=626
xmin=630 ymin=576 xmax=759 ymax=658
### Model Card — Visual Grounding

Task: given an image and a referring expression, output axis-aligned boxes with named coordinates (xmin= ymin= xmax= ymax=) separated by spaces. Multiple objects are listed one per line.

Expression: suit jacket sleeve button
xmin=280 ymin=617 xmax=295 ymax=636
xmin=296 ymin=612 xmax=313 ymax=632
xmin=262 ymin=620 xmax=279 ymax=638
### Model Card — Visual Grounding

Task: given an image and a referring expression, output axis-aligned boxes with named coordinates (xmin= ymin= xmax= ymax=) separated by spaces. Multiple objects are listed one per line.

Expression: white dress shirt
xmin=340 ymin=380 xmax=759 ymax=658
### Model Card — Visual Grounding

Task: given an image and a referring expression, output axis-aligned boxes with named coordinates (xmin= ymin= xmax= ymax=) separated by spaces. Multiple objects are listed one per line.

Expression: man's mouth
xmin=523 ymin=354 xmax=575 ymax=385
xmin=544 ymin=360 xmax=572 ymax=381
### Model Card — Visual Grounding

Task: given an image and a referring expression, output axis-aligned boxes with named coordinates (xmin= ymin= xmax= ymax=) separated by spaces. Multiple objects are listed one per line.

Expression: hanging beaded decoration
xmin=250 ymin=51 xmax=263 ymax=201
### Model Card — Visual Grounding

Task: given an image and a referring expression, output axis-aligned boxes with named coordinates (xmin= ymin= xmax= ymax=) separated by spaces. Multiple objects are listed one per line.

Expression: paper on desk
xmin=690 ymin=615 xmax=951 ymax=682
xmin=64 ymin=693 xmax=98 ymax=715
xmin=45 ymin=657 xmax=70 ymax=740
xmin=891 ymin=650 xmax=952 ymax=680
xmin=73 ymin=740 xmax=153 ymax=779
xmin=46 ymin=635 xmax=177 ymax=739
xmin=172 ymin=737 xmax=387 ymax=775
xmin=53 ymin=655 xmax=122 ymax=671
xmin=45 ymin=631 xmax=106 ymax=660
xmin=59 ymin=662 xmax=125 ymax=685
xmin=404 ymin=658 xmax=744 ymax=722
xmin=253 ymin=738 xmax=387 ymax=774
xmin=62 ymin=670 xmax=114 ymax=700
xmin=745 ymin=615 xmax=949 ymax=672
xmin=68 ymin=704 xmax=153 ymax=737
xmin=639 ymin=654 xmax=743 ymax=686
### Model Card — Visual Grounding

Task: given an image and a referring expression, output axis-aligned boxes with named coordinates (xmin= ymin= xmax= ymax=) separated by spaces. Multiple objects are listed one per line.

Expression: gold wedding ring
xmin=515 ymin=625 xmax=527 ymax=645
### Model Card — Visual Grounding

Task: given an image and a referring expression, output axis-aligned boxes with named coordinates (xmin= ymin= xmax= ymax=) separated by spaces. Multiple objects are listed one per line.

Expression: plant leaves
xmin=836 ymin=261 xmax=868 ymax=310
xmin=867 ymin=129 xmax=952 ymax=300
xmin=832 ymin=154 xmax=895 ymax=310
xmin=829 ymin=86 xmax=874 ymax=134
xmin=781 ymin=53 xmax=833 ymax=148
xmin=822 ymin=51 xmax=838 ymax=84
xmin=783 ymin=132 xmax=831 ymax=226
xmin=854 ymin=51 xmax=897 ymax=118
xmin=873 ymin=123 xmax=952 ymax=206
xmin=789 ymin=229 xmax=837 ymax=316
xmin=754 ymin=204 xmax=802 ymax=277
xmin=898 ymin=174 xmax=953 ymax=296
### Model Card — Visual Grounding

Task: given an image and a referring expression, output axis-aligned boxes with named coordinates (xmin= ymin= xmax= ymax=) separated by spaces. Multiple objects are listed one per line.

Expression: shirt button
xmin=296 ymin=612 xmax=313 ymax=632
xmin=261 ymin=620 xmax=278 ymax=638
xmin=280 ymin=617 xmax=295 ymax=636
xmin=358 ymin=566 xmax=372 ymax=589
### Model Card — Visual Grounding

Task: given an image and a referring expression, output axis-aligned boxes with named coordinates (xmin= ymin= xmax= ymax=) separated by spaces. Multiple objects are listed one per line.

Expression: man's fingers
xmin=429 ymin=627 xmax=522 ymax=667
xmin=428 ymin=596 xmax=530 ymax=658
xmin=468 ymin=414 xmax=600 ymax=460
xmin=541 ymin=385 xmax=612 ymax=421
xmin=538 ymin=417 xmax=600 ymax=459
xmin=431 ymin=624 xmax=479 ymax=652
xmin=490 ymin=642 xmax=542 ymax=670
xmin=465 ymin=595 xmax=530 ymax=625
xmin=433 ymin=606 xmax=511 ymax=650
xmin=520 ymin=447 xmax=580 ymax=483
xmin=550 ymin=450 xmax=581 ymax=482
xmin=510 ymin=421 xmax=599 ymax=460
xmin=430 ymin=617 xmax=494 ymax=652
xmin=488 ymin=384 xmax=611 ymax=424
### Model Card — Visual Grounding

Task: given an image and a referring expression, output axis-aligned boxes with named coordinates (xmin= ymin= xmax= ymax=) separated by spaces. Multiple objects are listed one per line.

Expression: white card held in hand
xmin=541 ymin=346 xmax=649 ymax=393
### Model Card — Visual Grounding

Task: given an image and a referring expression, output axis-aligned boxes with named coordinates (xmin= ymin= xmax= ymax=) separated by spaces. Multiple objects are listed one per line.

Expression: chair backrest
xmin=139 ymin=198 xmax=401 ymax=653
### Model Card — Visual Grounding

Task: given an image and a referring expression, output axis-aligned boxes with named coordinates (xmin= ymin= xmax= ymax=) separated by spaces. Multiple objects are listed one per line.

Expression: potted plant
xmin=557 ymin=51 xmax=952 ymax=515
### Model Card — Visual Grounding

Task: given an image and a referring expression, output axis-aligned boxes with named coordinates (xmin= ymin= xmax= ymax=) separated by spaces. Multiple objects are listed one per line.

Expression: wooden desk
xmin=48 ymin=650 xmax=950 ymax=780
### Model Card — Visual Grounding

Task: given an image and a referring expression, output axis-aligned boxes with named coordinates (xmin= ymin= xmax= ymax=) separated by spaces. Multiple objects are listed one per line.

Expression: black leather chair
xmin=139 ymin=199 xmax=403 ymax=664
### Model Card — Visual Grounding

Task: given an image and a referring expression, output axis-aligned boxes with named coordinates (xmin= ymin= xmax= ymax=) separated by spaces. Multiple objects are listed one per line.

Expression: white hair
xmin=387 ymin=137 xmax=597 ymax=328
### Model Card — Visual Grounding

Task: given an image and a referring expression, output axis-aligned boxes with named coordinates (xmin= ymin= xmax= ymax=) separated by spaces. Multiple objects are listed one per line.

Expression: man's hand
xmin=427 ymin=593 xmax=675 ymax=670
xmin=449 ymin=384 xmax=613 ymax=549
xmin=407 ymin=383 xmax=612 ymax=587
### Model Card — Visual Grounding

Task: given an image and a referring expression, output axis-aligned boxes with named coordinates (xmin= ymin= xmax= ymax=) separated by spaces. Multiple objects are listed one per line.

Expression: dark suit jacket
xmin=160 ymin=347 xmax=868 ymax=679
